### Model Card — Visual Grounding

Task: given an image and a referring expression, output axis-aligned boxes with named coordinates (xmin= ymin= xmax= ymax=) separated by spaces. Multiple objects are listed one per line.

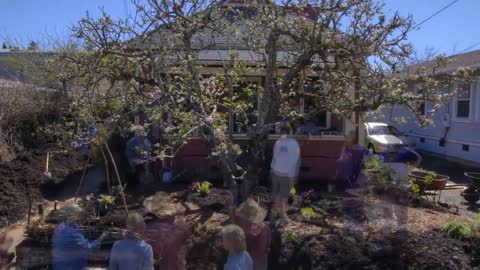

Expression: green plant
xmin=281 ymin=232 xmax=300 ymax=244
xmin=411 ymin=171 xmax=438 ymax=195
xmin=193 ymin=181 xmax=212 ymax=197
xmin=444 ymin=222 xmax=471 ymax=240
xmin=410 ymin=183 xmax=421 ymax=194
xmin=290 ymin=186 xmax=296 ymax=197
xmin=363 ymin=155 xmax=384 ymax=172
xmin=469 ymin=214 xmax=480 ymax=238
xmin=192 ymin=222 xmax=219 ymax=239
xmin=100 ymin=195 xmax=115 ymax=206
xmin=424 ymin=171 xmax=438 ymax=186
xmin=363 ymin=155 xmax=395 ymax=193
xmin=301 ymin=207 xmax=318 ymax=220
xmin=25 ymin=220 xmax=56 ymax=245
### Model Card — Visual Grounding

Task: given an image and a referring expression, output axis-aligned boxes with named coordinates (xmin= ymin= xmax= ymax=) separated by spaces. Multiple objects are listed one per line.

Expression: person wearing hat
xmin=109 ymin=213 xmax=154 ymax=270
xmin=52 ymin=204 xmax=108 ymax=270
xmin=142 ymin=193 xmax=192 ymax=270
xmin=233 ymin=199 xmax=271 ymax=270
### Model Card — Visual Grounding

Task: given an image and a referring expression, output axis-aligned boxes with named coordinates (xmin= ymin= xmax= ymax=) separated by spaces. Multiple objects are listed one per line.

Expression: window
xmin=415 ymin=87 xmax=427 ymax=116
xmin=439 ymin=139 xmax=445 ymax=147
xmin=303 ymin=97 xmax=328 ymax=128
xmin=463 ymin=144 xmax=470 ymax=152
xmin=456 ymin=83 xmax=471 ymax=119
xmin=231 ymin=82 xmax=258 ymax=134
xmin=295 ymin=81 xmax=331 ymax=135
xmin=418 ymin=102 xmax=426 ymax=116
xmin=420 ymin=137 xmax=425 ymax=143
xmin=224 ymin=6 xmax=258 ymax=22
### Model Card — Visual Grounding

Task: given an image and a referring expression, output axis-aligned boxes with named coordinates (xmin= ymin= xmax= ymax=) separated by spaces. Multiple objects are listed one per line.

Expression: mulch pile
xmin=0 ymin=150 xmax=88 ymax=227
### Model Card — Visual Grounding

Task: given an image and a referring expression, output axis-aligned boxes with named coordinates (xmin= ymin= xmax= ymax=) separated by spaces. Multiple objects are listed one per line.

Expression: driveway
xmin=418 ymin=151 xmax=480 ymax=184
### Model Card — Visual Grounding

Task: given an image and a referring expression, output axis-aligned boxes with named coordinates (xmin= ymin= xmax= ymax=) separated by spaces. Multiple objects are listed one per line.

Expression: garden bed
xmin=0 ymin=150 xmax=89 ymax=227
xmin=14 ymin=182 xmax=480 ymax=269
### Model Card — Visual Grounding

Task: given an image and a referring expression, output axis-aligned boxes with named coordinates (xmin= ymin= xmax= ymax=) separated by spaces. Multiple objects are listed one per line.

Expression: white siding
xmin=372 ymin=80 xmax=480 ymax=164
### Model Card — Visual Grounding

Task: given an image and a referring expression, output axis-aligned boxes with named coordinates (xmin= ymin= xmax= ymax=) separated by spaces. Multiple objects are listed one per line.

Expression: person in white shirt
xmin=270 ymin=123 xmax=301 ymax=225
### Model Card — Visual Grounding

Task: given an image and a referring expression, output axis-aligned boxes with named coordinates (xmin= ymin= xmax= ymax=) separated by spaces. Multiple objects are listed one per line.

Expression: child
xmin=221 ymin=224 xmax=253 ymax=270
xmin=109 ymin=213 xmax=154 ymax=270
xmin=233 ymin=199 xmax=271 ymax=270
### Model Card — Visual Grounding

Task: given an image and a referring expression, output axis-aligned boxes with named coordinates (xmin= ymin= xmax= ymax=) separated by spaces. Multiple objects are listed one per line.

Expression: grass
xmin=281 ymin=232 xmax=300 ymax=244
xmin=443 ymin=222 xmax=471 ymax=240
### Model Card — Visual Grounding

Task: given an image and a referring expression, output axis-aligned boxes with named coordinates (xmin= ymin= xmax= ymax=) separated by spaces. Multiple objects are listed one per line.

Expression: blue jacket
xmin=52 ymin=223 xmax=101 ymax=270
xmin=109 ymin=239 xmax=154 ymax=270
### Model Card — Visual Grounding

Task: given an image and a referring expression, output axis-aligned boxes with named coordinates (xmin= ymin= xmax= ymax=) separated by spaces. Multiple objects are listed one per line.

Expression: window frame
xmin=299 ymin=80 xmax=331 ymax=131
xmin=299 ymin=98 xmax=331 ymax=129
xmin=453 ymin=82 xmax=472 ymax=122
xmin=414 ymin=86 xmax=427 ymax=117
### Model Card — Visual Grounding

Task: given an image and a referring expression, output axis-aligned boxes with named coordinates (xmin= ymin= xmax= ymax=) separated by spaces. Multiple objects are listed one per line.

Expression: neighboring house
xmin=133 ymin=1 xmax=365 ymax=181
xmin=381 ymin=50 xmax=480 ymax=166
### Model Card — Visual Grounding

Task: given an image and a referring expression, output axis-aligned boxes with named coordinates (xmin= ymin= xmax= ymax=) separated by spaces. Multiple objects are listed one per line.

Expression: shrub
xmin=0 ymin=80 xmax=70 ymax=154
xmin=444 ymin=222 xmax=471 ymax=240
xmin=363 ymin=155 xmax=395 ymax=193
xmin=25 ymin=220 xmax=56 ymax=245
xmin=281 ymin=232 xmax=300 ymax=244
xmin=192 ymin=222 xmax=219 ymax=239
xmin=301 ymin=207 xmax=318 ymax=220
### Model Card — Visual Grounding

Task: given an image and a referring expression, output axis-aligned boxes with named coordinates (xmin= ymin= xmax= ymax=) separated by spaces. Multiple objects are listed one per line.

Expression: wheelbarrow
xmin=409 ymin=170 xmax=449 ymax=201
xmin=461 ymin=172 xmax=480 ymax=204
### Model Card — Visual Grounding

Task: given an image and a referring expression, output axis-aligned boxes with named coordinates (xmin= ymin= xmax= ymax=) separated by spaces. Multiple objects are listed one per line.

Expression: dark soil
xmin=270 ymin=228 xmax=472 ymax=270
xmin=0 ymin=150 xmax=88 ymax=227
xmin=186 ymin=188 xmax=233 ymax=215
xmin=18 ymin=181 xmax=480 ymax=270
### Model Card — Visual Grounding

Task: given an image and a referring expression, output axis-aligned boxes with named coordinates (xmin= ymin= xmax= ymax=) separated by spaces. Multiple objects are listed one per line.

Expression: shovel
xmin=44 ymin=152 xmax=51 ymax=178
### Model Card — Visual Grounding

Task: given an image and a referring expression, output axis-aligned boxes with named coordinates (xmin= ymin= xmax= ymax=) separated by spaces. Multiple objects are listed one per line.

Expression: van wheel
xmin=368 ymin=143 xmax=376 ymax=154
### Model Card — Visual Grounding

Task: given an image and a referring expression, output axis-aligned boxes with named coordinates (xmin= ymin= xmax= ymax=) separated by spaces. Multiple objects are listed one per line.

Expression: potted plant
xmin=409 ymin=170 xmax=449 ymax=193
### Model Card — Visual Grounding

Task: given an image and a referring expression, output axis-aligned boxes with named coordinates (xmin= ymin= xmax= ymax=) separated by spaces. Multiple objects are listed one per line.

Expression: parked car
xmin=364 ymin=122 xmax=416 ymax=153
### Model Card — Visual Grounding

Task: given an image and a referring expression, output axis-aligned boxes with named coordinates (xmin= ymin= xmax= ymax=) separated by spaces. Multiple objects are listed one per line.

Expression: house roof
xmin=140 ymin=2 xmax=326 ymax=65
xmin=402 ymin=49 xmax=480 ymax=76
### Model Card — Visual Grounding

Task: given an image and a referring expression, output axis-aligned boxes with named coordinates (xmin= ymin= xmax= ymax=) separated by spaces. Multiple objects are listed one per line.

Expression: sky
xmin=1 ymin=0 xmax=479 ymax=56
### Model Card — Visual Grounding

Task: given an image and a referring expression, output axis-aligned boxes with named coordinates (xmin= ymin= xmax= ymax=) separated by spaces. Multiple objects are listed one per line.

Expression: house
xmin=380 ymin=49 xmax=480 ymax=166
xmin=130 ymin=1 xmax=365 ymax=181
